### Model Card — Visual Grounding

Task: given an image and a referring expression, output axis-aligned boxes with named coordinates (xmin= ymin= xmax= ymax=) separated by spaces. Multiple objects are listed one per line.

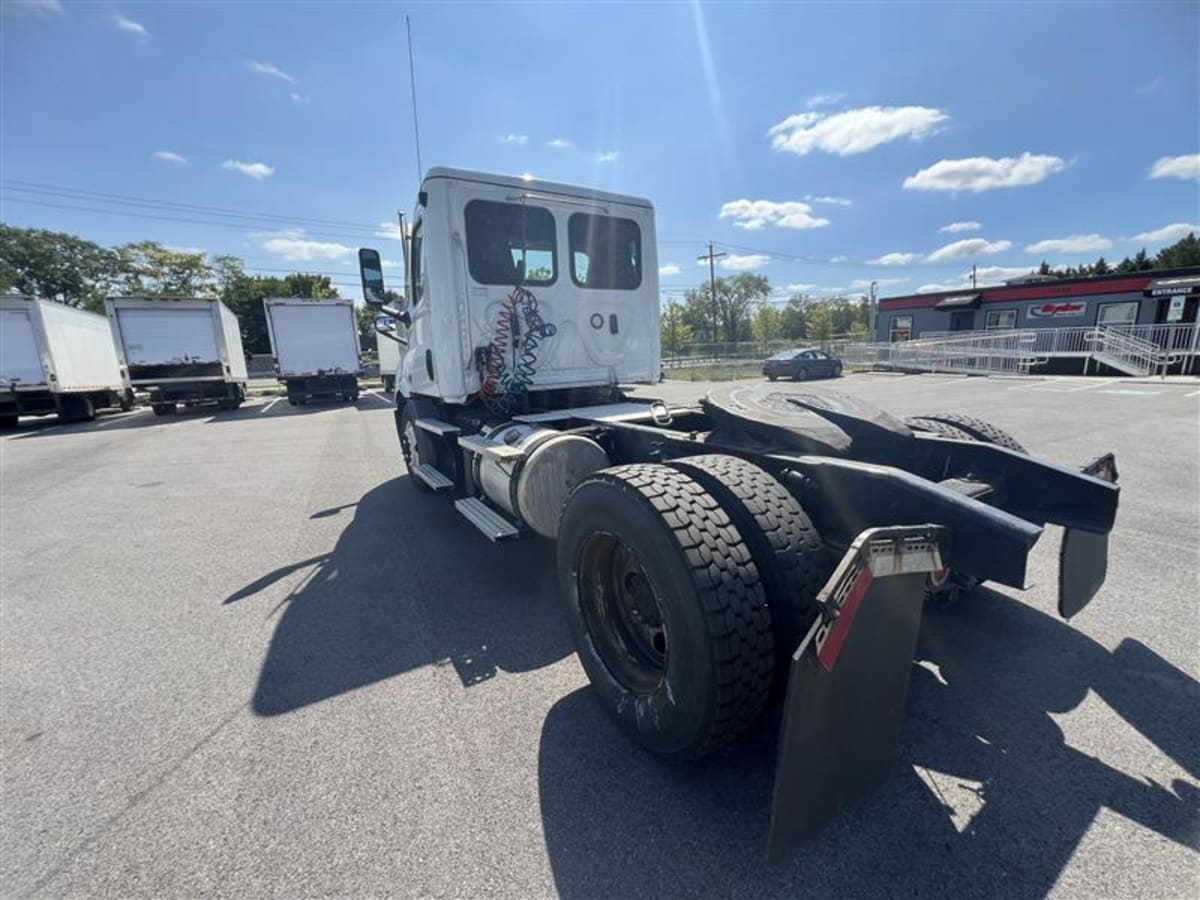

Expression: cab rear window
xmin=569 ymin=213 xmax=642 ymax=290
xmin=464 ymin=200 xmax=556 ymax=286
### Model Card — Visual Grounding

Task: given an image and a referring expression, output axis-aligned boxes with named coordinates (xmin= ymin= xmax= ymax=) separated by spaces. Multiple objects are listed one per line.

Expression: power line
xmin=1 ymin=198 xmax=397 ymax=245
xmin=1 ymin=179 xmax=388 ymax=232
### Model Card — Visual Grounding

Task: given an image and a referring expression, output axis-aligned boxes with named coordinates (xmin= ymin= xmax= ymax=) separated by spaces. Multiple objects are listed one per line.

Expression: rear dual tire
xmin=557 ymin=456 xmax=828 ymax=759
xmin=558 ymin=463 xmax=774 ymax=759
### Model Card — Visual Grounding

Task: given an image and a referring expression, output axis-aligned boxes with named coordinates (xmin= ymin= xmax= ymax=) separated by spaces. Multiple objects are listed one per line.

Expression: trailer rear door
xmin=0 ymin=308 xmax=46 ymax=387
xmin=268 ymin=302 xmax=359 ymax=376
xmin=116 ymin=308 xmax=221 ymax=380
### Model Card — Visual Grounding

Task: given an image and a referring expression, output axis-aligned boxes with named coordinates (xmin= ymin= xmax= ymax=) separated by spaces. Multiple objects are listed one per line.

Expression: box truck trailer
xmin=375 ymin=312 xmax=402 ymax=395
xmin=104 ymin=297 xmax=247 ymax=415
xmin=263 ymin=297 xmax=361 ymax=404
xmin=0 ymin=295 xmax=132 ymax=428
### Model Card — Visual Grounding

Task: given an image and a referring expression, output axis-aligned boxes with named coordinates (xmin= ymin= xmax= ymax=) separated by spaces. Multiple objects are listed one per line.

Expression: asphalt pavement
xmin=1 ymin=374 xmax=1197 ymax=898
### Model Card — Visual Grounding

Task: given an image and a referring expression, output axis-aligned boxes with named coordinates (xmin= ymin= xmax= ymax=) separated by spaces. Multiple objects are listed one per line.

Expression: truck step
xmin=415 ymin=417 xmax=461 ymax=437
xmin=457 ymin=434 xmax=525 ymax=460
xmin=413 ymin=463 xmax=454 ymax=492
xmin=454 ymin=497 xmax=521 ymax=541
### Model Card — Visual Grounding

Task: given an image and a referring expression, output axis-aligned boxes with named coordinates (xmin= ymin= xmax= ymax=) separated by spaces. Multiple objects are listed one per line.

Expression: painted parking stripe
xmin=365 ymin=390 xmax=394 ymax=405
xmin=1186 ymin=389 xmax=1200 ymax=398
xmin=259 ymin=397 xmax=282 ymax=414
xmin=1097 ymin=388 xmax=1161 ymax=396
xmin=1033 ymin=378 xmax=1118 ymax=393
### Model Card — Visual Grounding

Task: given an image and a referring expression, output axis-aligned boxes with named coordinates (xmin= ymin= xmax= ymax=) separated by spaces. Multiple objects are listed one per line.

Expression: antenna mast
xmin=406 ymin=15 xmax=423 ymax=185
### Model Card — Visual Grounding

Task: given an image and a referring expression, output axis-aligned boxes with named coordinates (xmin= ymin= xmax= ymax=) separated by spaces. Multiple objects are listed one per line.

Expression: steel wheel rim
xmin=577 ymin=532 xmax=668 ymax=693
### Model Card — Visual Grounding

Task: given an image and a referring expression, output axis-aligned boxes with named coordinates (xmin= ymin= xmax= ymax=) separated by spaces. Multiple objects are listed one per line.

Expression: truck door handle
xmin=609 ymin=314 xmax=619 ymax=335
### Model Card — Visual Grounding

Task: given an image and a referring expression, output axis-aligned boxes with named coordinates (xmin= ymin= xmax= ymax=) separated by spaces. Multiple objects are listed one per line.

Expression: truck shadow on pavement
xmin=537 ymin=588 xmax=1199 ymax=900
xmin=225 ymin=476 xmax=572 ymax=715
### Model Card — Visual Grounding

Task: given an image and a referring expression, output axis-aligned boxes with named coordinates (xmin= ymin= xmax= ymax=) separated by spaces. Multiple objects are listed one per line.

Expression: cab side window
xmin=409 ymin=220 xmax=423 ymax=306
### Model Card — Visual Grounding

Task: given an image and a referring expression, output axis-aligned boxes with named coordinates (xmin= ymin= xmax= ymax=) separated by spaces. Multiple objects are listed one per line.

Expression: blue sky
xmin=2 ymin=0 xmax=1197 ymax=300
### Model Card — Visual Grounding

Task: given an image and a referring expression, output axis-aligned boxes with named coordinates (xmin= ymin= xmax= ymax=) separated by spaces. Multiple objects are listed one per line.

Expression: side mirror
xmin=374 ymin=315 xmax=397 ymax=334
xmin=359 ymin=248 xmax=394 ymax=309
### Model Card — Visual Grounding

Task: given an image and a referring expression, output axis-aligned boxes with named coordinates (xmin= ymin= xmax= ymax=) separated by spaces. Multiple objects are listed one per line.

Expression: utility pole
xmin=970 ymin=264 xmax=977 ymax=289
xmin=697 ymin=242 xmax=726 ymax=342
xmin=869 ymin=280 xmax=878 ymax=340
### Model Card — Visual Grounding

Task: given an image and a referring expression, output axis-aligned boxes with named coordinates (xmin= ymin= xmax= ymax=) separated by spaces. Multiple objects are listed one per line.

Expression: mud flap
xmin=1059 ymin=452 xmax=1119 ymax=619
xmin=766 ymin=525 xmax=943 ymax=863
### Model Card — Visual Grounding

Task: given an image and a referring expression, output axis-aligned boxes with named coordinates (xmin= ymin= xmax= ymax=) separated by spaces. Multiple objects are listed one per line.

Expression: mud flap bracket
xmin=767 ymin=525 xmax=943 ymax=863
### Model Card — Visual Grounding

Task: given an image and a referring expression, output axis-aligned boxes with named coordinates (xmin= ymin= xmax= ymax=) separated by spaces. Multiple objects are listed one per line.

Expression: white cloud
xmin=939 ymin=221 xmax=981 ymax=234
xmin=113 ymin=13 xmax=147 ymax=38
xmin=781 ymin=283 xmax=816 ymax=294
xmin=164 ymin=245 xmax=205 ymax=256
xmin=1025 ymin=234 xmax=1112 ymax=254
xmin=804 ymin=194 xmax=852 ymax=207
xmin=904 ymin=152 xmax=1067 ymax=192
xmin=375 ymin=221 xmax=408 ymax=240
xmin=972 ymin=265 xmax=1038 ymax=283
xmin=546 ymin=138 xmax=573 ymax=149
xmin=925 ymin=238 xmax=1012 ymax=262
xmin=768 ymin=105 xmax=949 ymax=157
xmin=249 ymin=61 xmax=295 ymax=83
xmin=259 ymin=228 xmax=353 ymax=262
xmin=917 ymin=282 xmax=966 ymax=294
xmin=1149 ymin=154 xmax=1200 ymax=181
xmin=719 ymin=198 xmax=830 ymax=231
xmin=1130 ymin=222 xmax=1198 ymax=244
xmin=290 ymin=92 xmax=310 ymax=104
xmin=501 ymin=134 xmax=528 ymax=145
xmin=152 ymin=150 xmax=187 ymax=165
xmin=221 ymin=159 xmax=275 ymax=179
xmin=850 ymin=277 xmax=909 ymax=289
xmin=596 ymin=150 xmax=620 ymax=163
xmin=829 ymin=255 xmax=847 ymax=263
xmin=381 ymin=259 xmax=403 ymax=270
xmin=806 ymin=92 xmax=846 ymax=109
xmin=8 ymin=0 xmax=64 ymax=14
xmin=658 ymin=263 xmax=681 ymax=276
xmin=698 ymin=253 xmax=769 ymax=271
xmin=869 ymin=251 xmax=919 ymax=266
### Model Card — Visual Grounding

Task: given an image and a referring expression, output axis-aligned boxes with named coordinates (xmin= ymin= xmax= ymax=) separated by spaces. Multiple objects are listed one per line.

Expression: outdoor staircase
xmin=1085 ymin=329 xmax=1163 ymax=377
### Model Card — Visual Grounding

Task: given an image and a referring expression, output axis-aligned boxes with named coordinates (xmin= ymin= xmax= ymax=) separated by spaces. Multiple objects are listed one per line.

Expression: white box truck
xmin=375 ymin=312 xmax=402 ymax=395
xmin=104 ymin=297 xmax=247 ymax=415
xmin=263 ymin=297 xmax=361 ymax=404
xmin=0 ymin=295 xmax=132 ymax=428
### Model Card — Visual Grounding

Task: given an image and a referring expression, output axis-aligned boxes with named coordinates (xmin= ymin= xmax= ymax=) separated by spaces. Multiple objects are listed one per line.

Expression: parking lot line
xmin=259 ymin=397 xmax=282 ymax=414
xmin=365 ymin=390 xmax=394 ymax=405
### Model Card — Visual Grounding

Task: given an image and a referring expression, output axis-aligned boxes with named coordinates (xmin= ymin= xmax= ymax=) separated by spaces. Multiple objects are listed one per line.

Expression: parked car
xmin=763 ymin=347 xmax=843 ymax=381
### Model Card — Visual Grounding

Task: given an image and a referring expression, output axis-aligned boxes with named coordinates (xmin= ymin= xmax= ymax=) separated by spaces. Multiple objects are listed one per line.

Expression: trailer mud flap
xmin=1058 ymin=452 xmax=1119 ymax=619
xmin=766 ymin=525 xmax=942 ymax=863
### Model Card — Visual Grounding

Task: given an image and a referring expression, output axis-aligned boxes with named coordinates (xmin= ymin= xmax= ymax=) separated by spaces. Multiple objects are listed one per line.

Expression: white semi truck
xmin=355 ymin=167 xmax=1121 ymax=858
xmin=104 ymin=297 xmax=247 ymax=415
xmin=263 ymin=297 xmax=361 ymax=404
xmin=0 ymin=295 xmax=132 ymax=428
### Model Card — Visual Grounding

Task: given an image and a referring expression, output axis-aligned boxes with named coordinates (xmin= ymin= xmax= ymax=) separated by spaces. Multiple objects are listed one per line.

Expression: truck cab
xmin=366 ymin=167 xmax=661 ymax=406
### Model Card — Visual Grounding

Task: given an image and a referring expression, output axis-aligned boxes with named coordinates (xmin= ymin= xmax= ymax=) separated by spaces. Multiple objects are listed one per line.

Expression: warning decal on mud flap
xmin=813 ymin=562 xmax=874 ymax=671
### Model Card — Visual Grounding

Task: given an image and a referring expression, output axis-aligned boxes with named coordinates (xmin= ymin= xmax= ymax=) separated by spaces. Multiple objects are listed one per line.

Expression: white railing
xmin=839 ymin=330 xmax=1041 ymax=376
xmin=916 ymin=323 xmax=1198 ymax=373
xmin=1083 ymin=329 xmax=1161 ymax=377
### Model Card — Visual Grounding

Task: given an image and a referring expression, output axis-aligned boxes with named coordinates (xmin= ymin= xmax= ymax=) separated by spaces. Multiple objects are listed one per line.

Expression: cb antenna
xmin=406 ymin=15 xmax=423 ymax=186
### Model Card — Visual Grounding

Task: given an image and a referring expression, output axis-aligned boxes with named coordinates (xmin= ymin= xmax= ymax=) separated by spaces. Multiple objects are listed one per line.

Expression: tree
xmin=1155 ymin=232 xmax=1200 ymax=268
xmin=660 ymin=301 xmax=693 ymax=354
xmin=1092 ymin=256 xmax=1110 ymax=275
xmin=357 ymin=305 xmax=379 ymax=354
xmin=716 ymin=273 xmax=770 ymax=343
xmin=806 ymin=302 xmax=834 ymax=342
xmin=750 ymin=303 xmax=783 ymax=342
xmin=112 ymin=241 xmax=214 ymax=297
xmin=0 ymin=224 xmax=119 ymax=311
xmin=778 ymin=297 xmax=807 ymax=340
